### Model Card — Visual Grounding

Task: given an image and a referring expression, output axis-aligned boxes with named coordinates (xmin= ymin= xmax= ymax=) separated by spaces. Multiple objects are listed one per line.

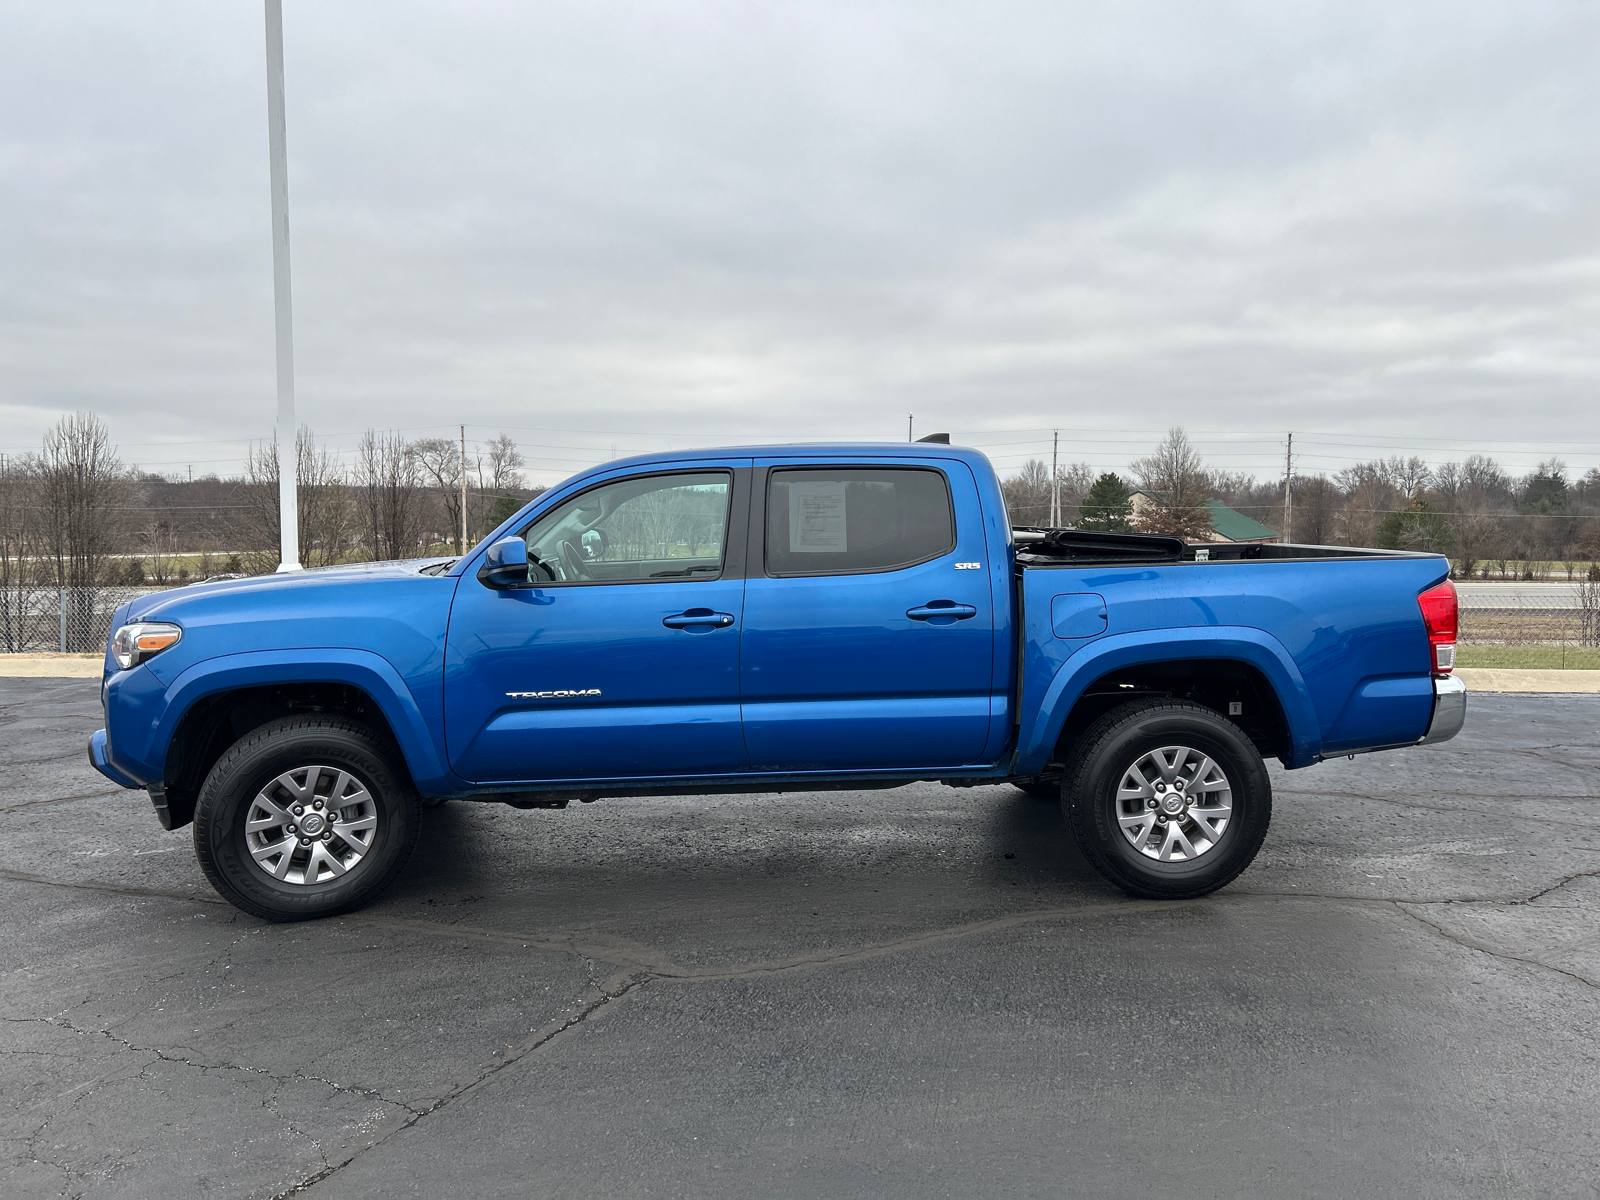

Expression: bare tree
xmin=1381 ymin=455 xmax=1434 ymax=497
xmin=356 ymin=430 xmax=427 ymax=560
xmin=999 ymin=459 xmax=1100 ymax=527
xmin=1130 ymin=427 xmax=1214 ymax=540
xmin=413 ymin=438 xmax=472 ymax=555
xmin=238 ymin=428 xmax=353 ymax=572
xmin=1575 ymin=520 xmax=1600 ymax=582
xmin=1290 ymin=476 xmax=1341 ymax=544
xmin=1000 ymin=460 xmax=1053 ymax=526
xmin=1449 ymin=505 xmax=1500 ymax=580
xmin=1334 ymin=466 xmax=1403 ymax=548
xmin=138 ymin=520 xmax=182 ymax=585
xmin=1340 ymin=455 xmax=1432 ymax=498
xmin=483 ymin=434 xmax=525 ymax=493
xmin=37 ymin=413 xmax=125 ymax=648
xmin=476 ymin=433 xmax=529 ymax=537
xmin=0 ymin=455 xmax=42 ymax=650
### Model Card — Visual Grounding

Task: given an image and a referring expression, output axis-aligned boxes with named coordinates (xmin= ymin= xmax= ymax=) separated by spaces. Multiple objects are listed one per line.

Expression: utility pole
xmin=459 ymin=425 xmax=469 ymax=554
xmin=1282 ymin=431 xmax=1294 ymax=544
xmin=1050 ymin=429 xmax=1060 ymax=528
xmin=265 ymin=0 xmax=301 ymax=570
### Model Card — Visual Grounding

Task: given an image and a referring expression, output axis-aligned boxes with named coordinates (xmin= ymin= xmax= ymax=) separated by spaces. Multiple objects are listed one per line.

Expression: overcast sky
xmin=2 ymin=1 xmax=1596 ymax=486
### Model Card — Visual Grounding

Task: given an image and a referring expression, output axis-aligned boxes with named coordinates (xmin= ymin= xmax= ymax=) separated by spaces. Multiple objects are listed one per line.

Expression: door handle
xmin=906 ymin=601 xmax=978 ymax=623
xmin=663 ymin=609 xmax=736 ymax=630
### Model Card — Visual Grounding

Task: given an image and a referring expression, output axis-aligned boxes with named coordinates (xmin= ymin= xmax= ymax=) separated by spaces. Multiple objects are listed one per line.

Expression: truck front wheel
xmin=1063 ymin=699 xmax=1271 ymax=900
xmin=193 ymin=716 xmax=421 ymax=921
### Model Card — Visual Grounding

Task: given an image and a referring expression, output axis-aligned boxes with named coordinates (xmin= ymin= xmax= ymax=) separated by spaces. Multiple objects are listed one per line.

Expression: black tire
xmin=1063 ymin=699 xmax=1270 ymax=900
xmin=1013 ymin=779 xmax=1061 ymax=800
xmin=193 ymin=715 xmax=420 ymax=921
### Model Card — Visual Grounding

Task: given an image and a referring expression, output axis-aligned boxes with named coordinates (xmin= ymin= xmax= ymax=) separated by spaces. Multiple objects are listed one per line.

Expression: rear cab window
xmin=765 ymin=467 xmax=955 ymax=576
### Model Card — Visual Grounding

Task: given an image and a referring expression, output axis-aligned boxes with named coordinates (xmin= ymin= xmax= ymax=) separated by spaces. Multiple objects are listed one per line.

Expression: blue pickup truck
xmin=91 ymin=442 xmax=1465 ymax=920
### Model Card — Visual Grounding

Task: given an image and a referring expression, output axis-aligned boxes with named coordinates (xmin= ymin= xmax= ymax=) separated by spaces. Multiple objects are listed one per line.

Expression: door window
xmin=765 ymin=467 xmax=954 ymax=576
xmin=522 ymin=472 xmax=732 ymax=584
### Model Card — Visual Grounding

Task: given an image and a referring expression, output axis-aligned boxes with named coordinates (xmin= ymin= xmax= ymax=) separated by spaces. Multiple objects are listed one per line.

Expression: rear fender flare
xmin=153 ymin=649 xmax=460 ymax=796
xmin=1017 ymin=626 xmax=1320 ymax=773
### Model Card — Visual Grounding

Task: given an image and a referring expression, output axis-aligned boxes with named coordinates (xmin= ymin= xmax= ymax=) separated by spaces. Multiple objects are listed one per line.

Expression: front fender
xmin=1014 ymin=626 xmax=1321 ymax=774
xmin=106 ymin=648 xmax=461 ymax=797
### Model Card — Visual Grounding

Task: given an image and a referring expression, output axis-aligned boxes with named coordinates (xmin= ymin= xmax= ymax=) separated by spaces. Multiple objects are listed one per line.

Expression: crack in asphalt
xmin=7 ymin=1104 xmax=82 ymax=1199
xmin=272 ymin=880 xmax=1600 ymax=1195
xmin=1522 ymin=866 xmax=1600 ymax=904
xmin=1275 ymin=785 xmax=1600 ymax=832
xmin=0 ymin=867 xmax=225 ymax=905
xmin=1392 ymin=903 xmax=1600 ymax=991
xmin=273 ymin=971 xmax=651 ymax=1198
xmin=0 ymin=788 xmax=127 ymax=815
xmin=4 ymin=872 xmax=1595 ymax=1199
xmin=2 ymin=1013 xmax=425 ymax=1117
xmin=4 ymin=751 xmax=94 ymax=767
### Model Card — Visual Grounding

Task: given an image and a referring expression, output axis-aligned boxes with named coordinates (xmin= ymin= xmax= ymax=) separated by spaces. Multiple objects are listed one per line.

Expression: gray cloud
xmin=2 ymin=0 xmax=1597 ymax=484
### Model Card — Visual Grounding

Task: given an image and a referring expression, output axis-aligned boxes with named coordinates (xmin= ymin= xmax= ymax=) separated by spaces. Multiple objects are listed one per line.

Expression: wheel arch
xmin=160 ymin=681 xmax=404 ymax=828
xmin=1015 ymin=628 xmax=1320 ymax=776
xmin=148 ymin=650 xmax=458 ymax=828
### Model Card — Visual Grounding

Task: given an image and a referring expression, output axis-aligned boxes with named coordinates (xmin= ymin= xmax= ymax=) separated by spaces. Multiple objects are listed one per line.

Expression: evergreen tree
xmin=1376 ymin=501 xmax=1455 ymax=554
xmin=1077 ymin=473 xmax=1133 ymax=532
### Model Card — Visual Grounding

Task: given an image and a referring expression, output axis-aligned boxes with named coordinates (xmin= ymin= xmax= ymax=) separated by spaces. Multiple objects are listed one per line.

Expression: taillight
xmin=1417 ymin=580 xmax=1457 ymax=673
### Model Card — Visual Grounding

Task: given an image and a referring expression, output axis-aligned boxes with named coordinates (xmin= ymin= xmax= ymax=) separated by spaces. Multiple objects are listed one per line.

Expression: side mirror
xmin=482 ymin=537 xmax=529 ymax=587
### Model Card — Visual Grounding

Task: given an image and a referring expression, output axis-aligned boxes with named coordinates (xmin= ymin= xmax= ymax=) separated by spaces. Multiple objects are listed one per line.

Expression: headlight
xmin=111 ymin=622 xmax=182 ymax=671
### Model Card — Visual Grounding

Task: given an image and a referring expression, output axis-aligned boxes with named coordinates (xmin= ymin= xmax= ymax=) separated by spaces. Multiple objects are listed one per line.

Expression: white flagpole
xmin=265 ymin=0 xmax=301 ymax=570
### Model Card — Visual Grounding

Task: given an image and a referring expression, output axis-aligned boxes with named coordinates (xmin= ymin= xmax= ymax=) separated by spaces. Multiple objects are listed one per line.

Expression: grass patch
xmin=1456 ymin=645 xmax=1600 ymax=670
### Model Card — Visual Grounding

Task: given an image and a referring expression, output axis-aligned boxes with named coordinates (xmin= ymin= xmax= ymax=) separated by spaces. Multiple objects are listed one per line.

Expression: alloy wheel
xmin=244 ymin=764 xmax=380 ymax=885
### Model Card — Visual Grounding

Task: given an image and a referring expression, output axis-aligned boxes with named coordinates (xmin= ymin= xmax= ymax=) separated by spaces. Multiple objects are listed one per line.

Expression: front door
xmin=445 ymin=465 xmax=750 ymax=783
xmin=739 ymin=460 xmax=995 ymax=771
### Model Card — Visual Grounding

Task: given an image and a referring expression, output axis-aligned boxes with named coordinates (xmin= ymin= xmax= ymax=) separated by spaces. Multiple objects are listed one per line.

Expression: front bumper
xmin=88 ymin=729 xmax=142 ymax=789
xmin=1419 ymin=675 xmax=1467 ymax=746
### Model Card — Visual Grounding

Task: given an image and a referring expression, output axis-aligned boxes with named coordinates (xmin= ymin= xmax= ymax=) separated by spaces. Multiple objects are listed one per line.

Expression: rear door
xmin=445 ymin=463 xmax=751 ymax=783
xmin=739 ymin=459 xmax=995 ymax=770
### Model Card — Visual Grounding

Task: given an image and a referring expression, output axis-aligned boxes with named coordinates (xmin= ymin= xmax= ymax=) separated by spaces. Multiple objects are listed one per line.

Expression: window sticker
xmin=788 ymin=480 xmax=848 ymax=553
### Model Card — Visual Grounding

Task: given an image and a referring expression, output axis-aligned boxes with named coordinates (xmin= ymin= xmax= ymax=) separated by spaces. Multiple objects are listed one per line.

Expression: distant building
xmin=1127 ymin=492 xmax=1278 ymax=544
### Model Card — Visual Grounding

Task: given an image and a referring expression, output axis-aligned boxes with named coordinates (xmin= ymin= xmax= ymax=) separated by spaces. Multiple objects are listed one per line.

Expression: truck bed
xmin=1011 ymin=529 xmax=1452 ymax=773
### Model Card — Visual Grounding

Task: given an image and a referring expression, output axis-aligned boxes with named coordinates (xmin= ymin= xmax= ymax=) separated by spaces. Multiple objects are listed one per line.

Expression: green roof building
xmin=1127 ymin=492 xmax=1279 ymax=543
xmin=1203 ymin=499 xmax=1278 ymax=543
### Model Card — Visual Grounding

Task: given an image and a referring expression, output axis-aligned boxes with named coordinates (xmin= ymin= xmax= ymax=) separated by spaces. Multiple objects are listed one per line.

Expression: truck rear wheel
xmin=193 ymin=716 xmax=420 ymax=921
xmin=1063 ymin=699 xmax=1270 ymax=900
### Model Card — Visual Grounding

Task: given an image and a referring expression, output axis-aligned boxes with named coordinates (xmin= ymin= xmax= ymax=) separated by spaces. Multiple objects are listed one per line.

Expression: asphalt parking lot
xmin=3 ymin=679 xmax=1598 ymax=1199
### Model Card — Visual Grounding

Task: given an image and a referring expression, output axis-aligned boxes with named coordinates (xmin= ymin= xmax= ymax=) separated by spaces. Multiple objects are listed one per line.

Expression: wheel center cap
xmin=1161 ymin=796 xmax=1184 ymax=815
xmin=300 ymin=813 xmax=326 ymax=836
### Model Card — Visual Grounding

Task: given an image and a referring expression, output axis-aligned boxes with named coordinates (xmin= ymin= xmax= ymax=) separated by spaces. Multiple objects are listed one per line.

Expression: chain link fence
xmin=0 ymin=586 xmax=172 ymax=654
xmin=3 ymin=579 xmax=1596 ymax=658
xmin=1458 ymin=582 xmax=1600 ymax=659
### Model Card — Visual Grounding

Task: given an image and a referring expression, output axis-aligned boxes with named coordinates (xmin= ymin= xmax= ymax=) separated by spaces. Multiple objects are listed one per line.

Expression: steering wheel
xmin=558 ymin=539 xmax=590 ymax=581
